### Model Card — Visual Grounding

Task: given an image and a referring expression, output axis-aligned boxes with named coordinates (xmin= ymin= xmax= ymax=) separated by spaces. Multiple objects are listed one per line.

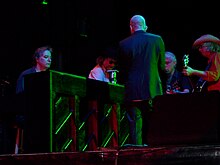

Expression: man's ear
xmin=144 ymin=25 xmax=148 ymax=31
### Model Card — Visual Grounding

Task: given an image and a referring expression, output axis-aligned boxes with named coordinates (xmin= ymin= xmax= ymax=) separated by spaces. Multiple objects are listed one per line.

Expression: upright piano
xmin=23 ymin=70 xmax=126 ymax=153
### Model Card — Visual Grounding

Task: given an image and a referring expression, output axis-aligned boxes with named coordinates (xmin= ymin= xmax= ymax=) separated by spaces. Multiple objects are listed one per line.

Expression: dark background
xmin=1 ymin=0 xmax=219 ymax=93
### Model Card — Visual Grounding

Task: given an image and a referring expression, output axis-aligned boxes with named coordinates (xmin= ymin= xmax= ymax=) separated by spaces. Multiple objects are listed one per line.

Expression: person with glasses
xmin=88 ymin=47 xmax=117 ymax=83
xmin=165 ymin=51 xmax=193 ymax=94
xmin=87 ymin=47 xmax=119 ymax=150
xmin=182 ymin=34 xmax=220 ymax=92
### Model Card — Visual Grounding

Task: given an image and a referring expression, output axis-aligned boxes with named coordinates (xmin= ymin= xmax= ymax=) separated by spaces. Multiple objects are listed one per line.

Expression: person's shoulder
xmin=145 ymin=33 xmax=164 ymax=44
xmin=174 ymin=69 xmax=181 ymax=75
xmin=20 ymin=67 xmax=36 ymax=76
xmin=91 ymin=65 xmax=102 ymax=72
xmin=175 ymin=69 xmax=187 ymax=77
xmin=145 ymin=32 xmax=162 ymax=39
xmin=120 ymin=35 xmax=132 ymax=44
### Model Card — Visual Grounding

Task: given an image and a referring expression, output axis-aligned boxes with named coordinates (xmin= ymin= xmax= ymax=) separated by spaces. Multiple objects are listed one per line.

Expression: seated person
xmin=87 ymin=47 xmax=119 ymax=149
xmin=88 ymin=47 xmax=117 ymax=83
xmin=165 ymin=51 xmax=192 ymax=94
xmin=16 ymin=46 xmax=53 ymax=94
xmin=183 ymin=34 xmax=220 ymax=92
xmin=14 ymin=45 xmax=53 ymax=154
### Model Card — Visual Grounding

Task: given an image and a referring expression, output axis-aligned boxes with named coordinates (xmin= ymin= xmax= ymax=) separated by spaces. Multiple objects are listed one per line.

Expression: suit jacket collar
xmin=133 ymin=30 xmax=146 ymax=35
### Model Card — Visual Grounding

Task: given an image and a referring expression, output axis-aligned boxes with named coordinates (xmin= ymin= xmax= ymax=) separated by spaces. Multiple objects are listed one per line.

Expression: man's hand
xmin=182 ymin=66 xmax=194 ymax=76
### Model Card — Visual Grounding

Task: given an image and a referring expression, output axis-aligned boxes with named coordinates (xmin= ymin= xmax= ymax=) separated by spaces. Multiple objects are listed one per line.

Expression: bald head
xmin=130 ymin=15 xmax=147 ymax=33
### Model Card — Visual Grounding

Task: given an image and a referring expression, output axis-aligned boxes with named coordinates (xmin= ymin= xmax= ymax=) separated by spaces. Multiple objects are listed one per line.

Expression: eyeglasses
xmin=199 ymin=45 xmax=210 ymax=51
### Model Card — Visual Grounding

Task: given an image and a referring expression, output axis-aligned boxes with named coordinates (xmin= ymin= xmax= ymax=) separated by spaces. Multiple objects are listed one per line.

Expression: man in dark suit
xmin=118 ymin=15 xmax=167 ymax=145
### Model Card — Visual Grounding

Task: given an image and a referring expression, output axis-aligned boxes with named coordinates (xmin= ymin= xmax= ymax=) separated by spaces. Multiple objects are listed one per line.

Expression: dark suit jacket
xmin=119 ymin=30 xmax=166 ymax=101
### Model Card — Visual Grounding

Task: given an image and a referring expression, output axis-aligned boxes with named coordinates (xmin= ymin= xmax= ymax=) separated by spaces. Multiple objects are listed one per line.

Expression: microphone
xmin=107 ymin=70 xmax=119 ymax=84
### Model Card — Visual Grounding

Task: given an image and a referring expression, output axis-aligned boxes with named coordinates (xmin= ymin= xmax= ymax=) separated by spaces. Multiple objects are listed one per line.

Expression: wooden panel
xmin=148 ymin=91 xmax=220 ymax=146
xmin=22 ymin=70 xmax=125 ymax=153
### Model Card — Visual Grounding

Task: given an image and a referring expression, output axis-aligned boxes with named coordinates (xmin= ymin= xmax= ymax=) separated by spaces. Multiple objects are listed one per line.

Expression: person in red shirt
xmin=183 ymin=34 xmax=220 ymax=92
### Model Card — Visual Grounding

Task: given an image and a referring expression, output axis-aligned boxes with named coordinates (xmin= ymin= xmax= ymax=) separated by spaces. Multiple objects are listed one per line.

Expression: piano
xmin=22 ymin=70 xmax=125 ymax=153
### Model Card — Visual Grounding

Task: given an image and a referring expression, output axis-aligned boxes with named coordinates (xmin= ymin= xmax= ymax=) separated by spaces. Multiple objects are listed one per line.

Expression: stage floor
xmin=1 ymin=144 xmax=220 ymax=165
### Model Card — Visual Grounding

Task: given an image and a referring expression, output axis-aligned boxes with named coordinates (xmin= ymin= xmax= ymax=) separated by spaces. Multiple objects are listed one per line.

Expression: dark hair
xmin=95 ymin=47 xmax=118 ymax=65
xmin=32 ymin=45 xmax=53 ymax=65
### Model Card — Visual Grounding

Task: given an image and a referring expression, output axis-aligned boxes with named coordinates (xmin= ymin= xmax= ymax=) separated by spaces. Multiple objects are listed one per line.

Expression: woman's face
xmin=36 ymin=50 xmax=52 ymax=70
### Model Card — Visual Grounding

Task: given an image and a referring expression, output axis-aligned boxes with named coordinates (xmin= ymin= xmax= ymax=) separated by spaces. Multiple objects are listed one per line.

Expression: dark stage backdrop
xmin=0 ymin=1 xmax=219 ymax=93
